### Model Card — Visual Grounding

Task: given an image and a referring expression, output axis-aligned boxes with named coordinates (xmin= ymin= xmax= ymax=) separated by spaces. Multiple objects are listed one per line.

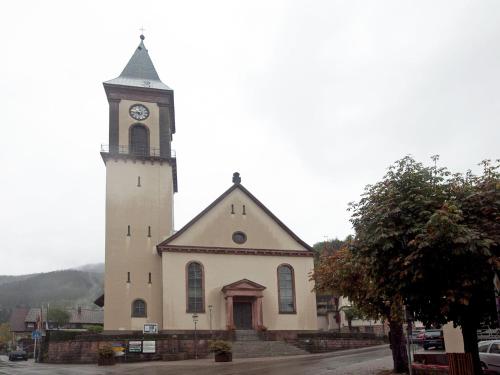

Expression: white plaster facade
xmin=102 ymin=36 xmax=317 ymax=332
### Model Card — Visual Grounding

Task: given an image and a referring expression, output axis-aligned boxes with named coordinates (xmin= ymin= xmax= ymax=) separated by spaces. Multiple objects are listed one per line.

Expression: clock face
xmin=129 ymin=104 xmax=150 ymax=121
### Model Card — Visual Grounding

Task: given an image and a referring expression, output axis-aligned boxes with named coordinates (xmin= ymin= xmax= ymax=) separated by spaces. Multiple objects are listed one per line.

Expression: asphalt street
xmin=0 ymin=345 xmax=392 ymax=375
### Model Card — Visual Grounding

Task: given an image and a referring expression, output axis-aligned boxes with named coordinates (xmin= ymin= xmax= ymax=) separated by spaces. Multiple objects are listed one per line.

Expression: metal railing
xmin=100 ymin=145 xmax=176 ymax=158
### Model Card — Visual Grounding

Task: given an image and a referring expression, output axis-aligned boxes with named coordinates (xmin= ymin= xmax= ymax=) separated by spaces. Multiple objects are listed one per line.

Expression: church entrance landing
xmin=222 ymin=279 xmax=266 ymax=330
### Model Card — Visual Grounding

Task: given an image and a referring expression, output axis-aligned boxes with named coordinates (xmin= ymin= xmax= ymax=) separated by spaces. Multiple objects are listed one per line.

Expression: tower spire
xmin=104 ymin=34 xmax=171 ymax=90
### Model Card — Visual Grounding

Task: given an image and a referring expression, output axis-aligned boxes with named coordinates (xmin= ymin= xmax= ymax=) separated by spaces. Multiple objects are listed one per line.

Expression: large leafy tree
xmin=349 ymin=156 xmax=499 ymax=375
xmin=313 ymin=246 xmax=409 ymax=373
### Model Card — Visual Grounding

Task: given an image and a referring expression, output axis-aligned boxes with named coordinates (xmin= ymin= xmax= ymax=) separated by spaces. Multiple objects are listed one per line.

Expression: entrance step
xmin=232 ymin=340 xmax=308 ymax=358
xmin=234 ymin=330 xmax=260 ymax=341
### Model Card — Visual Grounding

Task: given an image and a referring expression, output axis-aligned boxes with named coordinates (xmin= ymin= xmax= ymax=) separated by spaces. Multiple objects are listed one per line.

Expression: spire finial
xmin=139 ymin=26 xmax=146 ymax=40
xmin=232 ymin=172 xmax=241 ymax=184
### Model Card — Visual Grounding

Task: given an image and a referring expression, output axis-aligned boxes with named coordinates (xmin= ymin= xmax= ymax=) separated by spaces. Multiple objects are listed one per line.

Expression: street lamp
xmin=208 ymin=305 xmax=213 ymax=334
xmin=192 ymin=313 xmax=199 ymax=359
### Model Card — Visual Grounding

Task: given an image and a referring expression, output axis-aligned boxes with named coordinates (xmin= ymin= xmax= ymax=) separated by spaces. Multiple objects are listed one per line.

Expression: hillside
xmin=0 ymin=266 xmax=104 ymax=323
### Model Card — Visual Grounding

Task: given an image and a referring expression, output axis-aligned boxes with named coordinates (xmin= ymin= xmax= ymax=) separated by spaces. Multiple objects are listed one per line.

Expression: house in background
xmin=24 ymin=307 xmax=103 ymax=330
xmin=8 ymin=307 xmax=31 ymax=347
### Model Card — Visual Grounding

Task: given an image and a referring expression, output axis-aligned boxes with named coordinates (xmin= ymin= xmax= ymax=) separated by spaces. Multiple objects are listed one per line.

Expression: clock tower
xmin=101 ymin=35 xmax=176 ymax=331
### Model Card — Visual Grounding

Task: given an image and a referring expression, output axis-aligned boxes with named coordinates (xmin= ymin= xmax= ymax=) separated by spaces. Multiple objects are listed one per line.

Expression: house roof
xmin=157 ymin=173 xmax=313 ymax=253
xmin=104 ymin=35 xmax=171 ymax=91
xmin=25 ymin=307 xmax=103 ymax=325
xmin=9 ymin=307 xmax=30 ymax=332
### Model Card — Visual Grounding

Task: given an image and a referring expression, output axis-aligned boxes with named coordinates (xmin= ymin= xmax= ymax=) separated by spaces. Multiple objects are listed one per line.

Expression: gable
xmin=159 ymin=184 xmax=311 ymax=252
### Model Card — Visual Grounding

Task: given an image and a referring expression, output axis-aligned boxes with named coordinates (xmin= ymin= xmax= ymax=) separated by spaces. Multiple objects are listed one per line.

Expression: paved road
xmin=0 ymin=345 xmax=392 ymax=375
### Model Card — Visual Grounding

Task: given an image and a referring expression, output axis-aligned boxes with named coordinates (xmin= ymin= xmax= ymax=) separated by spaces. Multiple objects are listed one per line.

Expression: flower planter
xmin=98 ymin=357 xmax=116 ymax=366
xmin=214 ymin=352 xmax=232 ymax=362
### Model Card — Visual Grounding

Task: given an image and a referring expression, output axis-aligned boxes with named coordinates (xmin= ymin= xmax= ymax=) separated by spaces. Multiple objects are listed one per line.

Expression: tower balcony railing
xmin=100 ymin=144 xmax=176 ymax=158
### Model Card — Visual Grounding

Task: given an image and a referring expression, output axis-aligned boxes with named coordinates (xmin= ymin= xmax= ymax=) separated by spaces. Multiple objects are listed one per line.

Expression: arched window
xmin=186 ymin=262 xmax=204 ymax=313
xmin=129 ymin=124 xmax=149 ymax=156
xmin=277 ymin=264 xmax=296 ymax=313
xmin=131 ymin=299 xmax=147 ymax=317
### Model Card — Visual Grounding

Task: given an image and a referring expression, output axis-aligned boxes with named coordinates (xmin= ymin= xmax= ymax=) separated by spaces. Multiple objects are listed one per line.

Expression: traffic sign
xmin=32 ymin=330 xmax=41 ymax=339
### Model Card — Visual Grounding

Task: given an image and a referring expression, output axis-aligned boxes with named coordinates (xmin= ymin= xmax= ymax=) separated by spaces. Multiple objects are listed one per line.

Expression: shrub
xmin=208 ymin=340 xmax=232 ymax=354
xmin=98 ymin=344 xmax=115 ymax=359
xmin=86 ymin=325 xmax=103 ymax=333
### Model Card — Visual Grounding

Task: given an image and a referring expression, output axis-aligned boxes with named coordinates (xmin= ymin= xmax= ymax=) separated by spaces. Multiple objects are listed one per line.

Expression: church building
xmin=101 ymin=35 xmax=317 ymax=332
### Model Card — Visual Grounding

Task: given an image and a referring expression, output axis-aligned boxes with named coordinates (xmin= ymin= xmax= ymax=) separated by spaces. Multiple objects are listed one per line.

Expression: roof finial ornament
xmin=232 ymin=172 xmax=241 ymax=185
xmin=139 ymin=26 xmax=146 ymax=40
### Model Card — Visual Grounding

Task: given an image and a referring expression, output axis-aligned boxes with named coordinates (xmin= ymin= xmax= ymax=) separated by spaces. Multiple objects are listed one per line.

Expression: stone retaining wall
xmin=41 ymin=330 xmax=386 ymax=364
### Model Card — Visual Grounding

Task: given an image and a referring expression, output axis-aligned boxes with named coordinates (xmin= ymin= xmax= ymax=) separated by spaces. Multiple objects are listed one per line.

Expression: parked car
xmin=8 ymin=350 xmax=28 ymax=361
xmin=423 ymin=329 xmax=445 ymax=350
xmin=479 ymin=340 xmax=500 ymax=374
xmin=410 ymin=328 xmax=425 ymax=345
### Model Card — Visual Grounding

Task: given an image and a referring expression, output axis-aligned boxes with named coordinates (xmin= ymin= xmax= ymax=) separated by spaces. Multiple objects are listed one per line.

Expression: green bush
xmin=208 ymin=340 xmax=232 ymax=354
xmin=86 ymin=325 xmax=103 ymax=333
xmin=98 ymin=344 xmax=114 ymax=359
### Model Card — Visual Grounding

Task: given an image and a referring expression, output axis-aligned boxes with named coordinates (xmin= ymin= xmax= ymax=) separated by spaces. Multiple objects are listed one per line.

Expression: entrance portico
xmin=222 ymin=279 xmax=266 ymax=330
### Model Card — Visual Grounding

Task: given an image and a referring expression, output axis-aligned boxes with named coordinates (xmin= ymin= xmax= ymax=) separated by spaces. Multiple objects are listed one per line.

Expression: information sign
xmin=128 ymin=341 xmax=142 ymax=353
xmin=142 ymin=340 xmax=156 ymax=354
xmin=143 ymin=323 xmax=158 ymax=334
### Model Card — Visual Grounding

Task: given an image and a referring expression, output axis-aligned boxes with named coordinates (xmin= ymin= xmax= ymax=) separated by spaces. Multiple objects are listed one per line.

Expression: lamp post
xmin=208 ymin=305 xmax=213 ymax=334
xmin=192 ymin=313 xmax=199 ymax=359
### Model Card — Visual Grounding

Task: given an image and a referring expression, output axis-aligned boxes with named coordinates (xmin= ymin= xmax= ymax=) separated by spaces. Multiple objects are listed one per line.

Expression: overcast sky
xmin=1 ymin=1 xmax=499 ymax=275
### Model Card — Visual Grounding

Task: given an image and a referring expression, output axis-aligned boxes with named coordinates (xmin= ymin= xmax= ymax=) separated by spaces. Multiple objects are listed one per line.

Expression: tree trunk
xmin=348 ymin=318 xmax=352 ymax=332
xmin=462 ymin=317 xmax=483 ymax=375
xmin=388 ymin=318 xmax=408 ymax=373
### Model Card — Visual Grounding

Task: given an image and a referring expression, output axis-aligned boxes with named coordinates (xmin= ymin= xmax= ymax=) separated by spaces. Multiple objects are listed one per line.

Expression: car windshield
xmin=425 ymin=331 xmax=441 ymax=337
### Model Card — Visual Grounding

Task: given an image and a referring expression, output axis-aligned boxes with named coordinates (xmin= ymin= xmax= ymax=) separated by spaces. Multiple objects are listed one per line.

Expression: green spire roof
xmin=105 ymin=35 xmax=171 ymax=90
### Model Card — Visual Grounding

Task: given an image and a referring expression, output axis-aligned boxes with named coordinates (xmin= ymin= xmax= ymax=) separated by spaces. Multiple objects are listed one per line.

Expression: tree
xmin=349 ymin=156 xmax=499 ymax=375
xmin=47 ymin=307 xmax=70 ymax=329
xmin=312 ymin=246 xmax=409 ymax=373
xmin=0 ymin=323 xmax=12 ymax=350
xmin=312 ymin=238 xmax=348 ymax=263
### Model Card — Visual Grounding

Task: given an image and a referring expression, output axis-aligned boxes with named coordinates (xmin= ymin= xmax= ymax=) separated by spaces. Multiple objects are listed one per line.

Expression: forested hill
xmin=0 ymin=266 xmax=104 ymax=323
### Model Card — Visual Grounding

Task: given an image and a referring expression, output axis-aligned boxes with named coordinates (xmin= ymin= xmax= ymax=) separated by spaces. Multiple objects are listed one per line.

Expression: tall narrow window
xmin=127 ymin=272 xmax=130 ymax=283
xmin=148 ymin=272 xmax=152 ymax=284
xmin=148 ymin=226 xmax=151 ymax=237
xmin=131 ymin=299 xmax=147 ymax=317
xmin=231 ymin=204 xmax=235 ymax=214
xmin=242 ymin=205 xmax=246 ymax=215
xmin=129 ymin=124 xmax=149 ymax=156
xmin=127 ymin=225 xmax=131 ymax=236
xmin=186 ymin=262 xmax=204 ymax=313
xmin=277 ymin=264 xmax=296 ymax=313
xmin=137 ymin=176 xmax=141 ymax=187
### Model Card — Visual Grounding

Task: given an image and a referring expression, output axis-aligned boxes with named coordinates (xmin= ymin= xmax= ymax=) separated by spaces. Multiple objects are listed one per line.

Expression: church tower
xmin=101 ymin=35 xmax=176 ymax=331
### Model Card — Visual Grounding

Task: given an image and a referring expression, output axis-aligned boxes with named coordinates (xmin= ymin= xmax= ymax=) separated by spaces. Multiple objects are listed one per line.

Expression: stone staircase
xmin=231 ymin=330 xmax=308 ymax=359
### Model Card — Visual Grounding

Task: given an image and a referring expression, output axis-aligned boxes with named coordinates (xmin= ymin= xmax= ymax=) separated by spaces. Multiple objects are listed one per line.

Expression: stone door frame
xmin=221 ymin=279 xmax=266 ymax=330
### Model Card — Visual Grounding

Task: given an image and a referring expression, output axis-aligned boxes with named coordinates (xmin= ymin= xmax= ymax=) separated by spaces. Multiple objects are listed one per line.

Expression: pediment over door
xmin=221 ymin=279 xmax=266 ymax=297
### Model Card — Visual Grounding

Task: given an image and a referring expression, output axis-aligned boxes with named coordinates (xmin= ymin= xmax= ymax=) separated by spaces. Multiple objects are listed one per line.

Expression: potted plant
xmin=209 ymin=340 xmax=232 ymax=362
xmin=97 ymin=344 xmax=116 ymax=366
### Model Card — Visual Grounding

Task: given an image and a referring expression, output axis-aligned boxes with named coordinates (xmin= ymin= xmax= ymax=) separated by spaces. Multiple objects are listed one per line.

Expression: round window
xmin=232 ymin=231 xmax=247 ymax=244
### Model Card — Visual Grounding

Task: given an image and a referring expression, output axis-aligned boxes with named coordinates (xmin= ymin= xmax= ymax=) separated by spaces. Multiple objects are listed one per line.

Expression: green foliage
xmin=0 ymin=323 xmax=12 ymax=344
xmin=48 ymin=330 xmax=80 ymax=341
xmin=208 ymin=340 xmax=232 ymax=354
xmin=98 ymin=344 xmax=115 ymax=359
xmin=312 ymin=238 xmax=349 ymax=263
xmin=47 ymin=307 xmax=70 ymax=328
xmin=86 ymin=325 xmax=103 ymax=333
xmin=348 ymin=156 xmax=499 ymax=374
